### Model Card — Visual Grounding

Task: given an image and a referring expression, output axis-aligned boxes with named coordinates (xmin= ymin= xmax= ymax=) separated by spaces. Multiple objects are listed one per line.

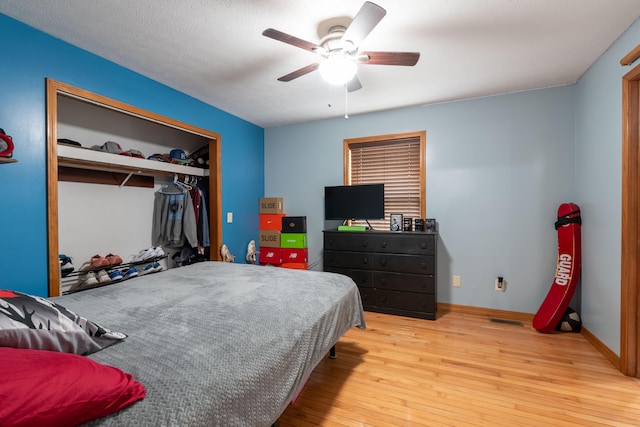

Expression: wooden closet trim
xmin=621 ymin=63 xmax=640 ymax=376
xmin=46 ymin=79 xmax=222 ymax=297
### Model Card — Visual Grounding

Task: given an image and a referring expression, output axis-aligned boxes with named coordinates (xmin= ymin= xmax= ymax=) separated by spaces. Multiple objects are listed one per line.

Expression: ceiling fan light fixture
xmin=319 ymin=55 xmax=358 ymax=85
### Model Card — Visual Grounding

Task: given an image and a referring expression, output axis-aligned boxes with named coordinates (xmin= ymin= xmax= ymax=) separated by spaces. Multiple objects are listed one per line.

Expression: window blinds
xmin=348 ymin=136 xmax=422 ymax=229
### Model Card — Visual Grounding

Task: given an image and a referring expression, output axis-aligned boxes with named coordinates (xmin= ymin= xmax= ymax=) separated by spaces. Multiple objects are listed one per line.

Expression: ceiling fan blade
xmin=262 ymin=28 xmax=324 ymax=54
xmin=359 ymin=51 xmax=420 ymax=66
xmin=277 ymin=63 xmax=320 ymax=82
xmin=341 ymin=2 xmax=386 ymax=48
xmin=347 ymin=76 xmax=363 ymax=92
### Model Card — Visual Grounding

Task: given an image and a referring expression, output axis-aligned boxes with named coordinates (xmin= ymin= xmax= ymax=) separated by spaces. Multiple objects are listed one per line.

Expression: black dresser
xmin=323 ymin=230 xmax=437 ymax=320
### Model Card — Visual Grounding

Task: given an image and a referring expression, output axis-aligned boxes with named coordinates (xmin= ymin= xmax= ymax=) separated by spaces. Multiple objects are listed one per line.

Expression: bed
xmin=51 ymin=261 xmax=366 ymax=426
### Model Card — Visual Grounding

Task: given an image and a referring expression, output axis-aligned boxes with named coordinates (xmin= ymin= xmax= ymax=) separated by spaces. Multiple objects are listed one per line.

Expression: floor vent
xmin=489 ymin=318 xmax=524 ymax=327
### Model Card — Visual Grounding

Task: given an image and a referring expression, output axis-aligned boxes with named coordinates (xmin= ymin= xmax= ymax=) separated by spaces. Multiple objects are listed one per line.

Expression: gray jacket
xmin=152 ymin=183 xmax=198 ymax=248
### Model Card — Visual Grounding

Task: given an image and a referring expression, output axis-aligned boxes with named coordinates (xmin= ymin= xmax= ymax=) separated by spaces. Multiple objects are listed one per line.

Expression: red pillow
xmin=0 ymin=347 xmax=145 ymax=427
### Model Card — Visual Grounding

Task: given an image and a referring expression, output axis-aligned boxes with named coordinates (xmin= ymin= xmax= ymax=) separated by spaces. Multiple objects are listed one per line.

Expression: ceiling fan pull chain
xmin=345 ymin=83 xmax=349 ymax=119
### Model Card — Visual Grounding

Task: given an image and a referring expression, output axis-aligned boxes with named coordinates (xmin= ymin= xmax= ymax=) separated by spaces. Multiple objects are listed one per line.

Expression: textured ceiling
xmin=1 ymin=0 xmax=639 ymax=128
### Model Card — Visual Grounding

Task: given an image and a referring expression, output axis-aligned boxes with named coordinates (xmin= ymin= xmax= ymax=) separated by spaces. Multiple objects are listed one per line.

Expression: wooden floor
xmin=279 ymin=310 xmax=640 ymax=426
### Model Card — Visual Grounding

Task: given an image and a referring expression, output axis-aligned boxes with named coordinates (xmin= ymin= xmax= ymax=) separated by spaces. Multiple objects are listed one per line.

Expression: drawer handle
xmin=362 ymin=241 xmax=368 ymax=248
xmin=380 ymin=259 xmax=387 ymax=266
xmin=421 ymin=242 xmax=427 ymax=249
xmin=381 ymin=241 xmax=387 ymax=248
xmin=362 ymin=258 xmax=368 ymax=265
xmin=420 ymin=262 xmax=426 ymax=269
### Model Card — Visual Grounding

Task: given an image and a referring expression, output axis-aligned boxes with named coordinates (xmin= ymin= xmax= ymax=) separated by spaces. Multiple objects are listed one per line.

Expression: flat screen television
xmin=324 ymin=184 xmax=385 ymax=222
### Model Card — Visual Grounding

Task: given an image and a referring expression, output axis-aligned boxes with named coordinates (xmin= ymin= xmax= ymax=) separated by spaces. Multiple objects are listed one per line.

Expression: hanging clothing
xmin=152 ymin=182 xmax=198 ymax=248
xmin=191 ymin=183 xmax=210 ymax=249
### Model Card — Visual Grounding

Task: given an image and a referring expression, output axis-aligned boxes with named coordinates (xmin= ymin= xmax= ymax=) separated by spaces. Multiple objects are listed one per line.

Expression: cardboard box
xmin=281 ymin=262 xmax=308 ymax=270
xmin=281 ymin=248 xmax=308 ymax=264
xmin=259 ymin=247 xmax=282 ymax=265
xmin=259 ymin=197 xmax=284 ymax=214
xmin=281 ymin=216 xmax=307 ymax=233
xmin=260 ymin=213 xmax=285 ymax=231
xmin=280 ymin=233 xmax=307 ymax=249
xmin=259 ymin=230 xmax=281 ymax=248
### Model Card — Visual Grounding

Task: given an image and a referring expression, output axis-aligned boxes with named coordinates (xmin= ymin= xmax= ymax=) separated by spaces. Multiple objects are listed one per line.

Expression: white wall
xmin=574 ymin=18 xmax=640 ymax=355
xmin=265 ymin=85 xmax=575 ymax=314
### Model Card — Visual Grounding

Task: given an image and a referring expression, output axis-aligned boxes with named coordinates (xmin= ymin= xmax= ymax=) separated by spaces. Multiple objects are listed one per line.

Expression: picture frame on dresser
xmin=390 ymin=213 xmax=403 ymax=231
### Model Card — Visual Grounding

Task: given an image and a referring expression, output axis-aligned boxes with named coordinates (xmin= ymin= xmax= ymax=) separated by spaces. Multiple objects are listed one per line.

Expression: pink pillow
xmin=0 ymin=347 xmax=145 ymax=427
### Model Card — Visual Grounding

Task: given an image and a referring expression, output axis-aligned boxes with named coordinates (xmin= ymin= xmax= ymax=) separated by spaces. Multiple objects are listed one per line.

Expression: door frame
xmin=621 ymin=62 xmax=640 ymax=376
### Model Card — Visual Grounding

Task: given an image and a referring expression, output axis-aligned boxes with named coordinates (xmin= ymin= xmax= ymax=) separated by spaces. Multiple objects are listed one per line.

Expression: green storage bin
xmin=280 ymin=233 xmax=307 ymax=248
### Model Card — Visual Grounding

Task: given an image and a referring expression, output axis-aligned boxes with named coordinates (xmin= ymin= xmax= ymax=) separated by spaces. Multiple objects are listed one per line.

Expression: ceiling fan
xmin=262 ymin=1 xmax=420 ymax=92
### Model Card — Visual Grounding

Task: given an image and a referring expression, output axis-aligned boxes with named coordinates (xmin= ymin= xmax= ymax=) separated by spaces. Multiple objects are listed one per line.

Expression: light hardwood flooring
xmin=279 ymin=310 xmax=640 ymax=426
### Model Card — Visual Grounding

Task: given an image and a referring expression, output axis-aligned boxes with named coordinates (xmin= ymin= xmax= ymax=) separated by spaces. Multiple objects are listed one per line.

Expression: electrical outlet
xmin=452 ymin=275 xmax=461 ymax=288
xmin=495 ymin=277 xmax=506 ymax=292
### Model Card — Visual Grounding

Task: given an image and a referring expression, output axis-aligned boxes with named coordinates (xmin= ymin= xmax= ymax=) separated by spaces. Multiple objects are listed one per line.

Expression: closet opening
xmin=46 ymin=79 xmax=222 ymax=297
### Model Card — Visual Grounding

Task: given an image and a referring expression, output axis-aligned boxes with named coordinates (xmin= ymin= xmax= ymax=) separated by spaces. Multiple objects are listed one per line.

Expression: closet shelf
xmin=57 ymin=144 xmax=208 ymax=178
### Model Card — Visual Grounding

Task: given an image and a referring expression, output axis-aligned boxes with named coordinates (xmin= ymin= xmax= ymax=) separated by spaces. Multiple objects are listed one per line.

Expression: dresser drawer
xmin=374 ymin=253 xmax=435 ymax=275
xmin=323 ymin=229 xmax=438 ymax=320
xmin=324 ymin=250 xmax=374 ymax=270
xmin=375 ymin=271 xmax=435 ymax=294
xmin=358 ymin=286 xmax=375 ymax=309
xmin=324 ymin=233 xmax=375 ymax=252
xmin=375 ymin=289 xmax=435 ymax=313
xmin=375 ymin=233 xmax=436 ymax=255
xmin=324 ymin=267 xmax=374 ymax=288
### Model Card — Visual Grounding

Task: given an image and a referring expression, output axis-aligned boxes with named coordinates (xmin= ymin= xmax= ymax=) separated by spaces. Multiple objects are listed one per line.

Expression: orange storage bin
xmin=260 ymin=214 xmax=285 ymax=231
xmin=281 ymin=262 xmax=308 ymax=270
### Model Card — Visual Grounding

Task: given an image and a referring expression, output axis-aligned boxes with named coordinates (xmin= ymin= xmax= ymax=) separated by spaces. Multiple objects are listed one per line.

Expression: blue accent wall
xmin=0 ymin=14 xmax=264 ymax=296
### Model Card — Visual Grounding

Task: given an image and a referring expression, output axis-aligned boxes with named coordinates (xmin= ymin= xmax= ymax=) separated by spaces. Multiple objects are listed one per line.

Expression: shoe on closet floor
xmin=150 ymin=247 xmax=165 ymax=259
xmin=122 ymin=267 xmax=138 ymax=280
xmin=109 ymin=270 xmax=123 ymax=282
xmin=130 ymin=248 xmax=153 ymax=263
xmin=140 ymin=263 xmax=153 ymax=275
xmin=131 ymin=247 xmax=164 ymax=263
xmin=96 ymin=270 xmax=111 ymax=284
xmin=82 ymin=271 xmax=99 ymax=288
xmin=105 ymin=253 xmax=123 ymax=266
xmin=152 ymin=262 xmax=163 ymax=273
xmin=59 ymin=254 xmax=74 ymax=277
xmin=88 ymin=255 xmax=109 ymax=270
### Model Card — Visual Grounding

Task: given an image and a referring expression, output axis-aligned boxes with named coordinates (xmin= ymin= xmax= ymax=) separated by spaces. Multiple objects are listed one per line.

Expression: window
xmin=344 ymin=131 xmax=426 ymax=230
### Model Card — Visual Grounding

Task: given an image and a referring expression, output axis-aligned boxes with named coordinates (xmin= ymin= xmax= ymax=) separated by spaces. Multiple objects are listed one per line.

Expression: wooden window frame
xmin=343 ymin=131 xmax=426 ymax=229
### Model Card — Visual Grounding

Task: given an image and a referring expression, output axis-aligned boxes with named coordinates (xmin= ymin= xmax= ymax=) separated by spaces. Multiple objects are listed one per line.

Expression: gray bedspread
xmin=54 ymin=261 xmax=365 ymax=427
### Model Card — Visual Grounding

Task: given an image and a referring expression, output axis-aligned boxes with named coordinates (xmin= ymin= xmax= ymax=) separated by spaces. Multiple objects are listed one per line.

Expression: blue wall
xmin=266 ymin=86 xmax=575 ymax=315
xmin=0 ymin=14 xmax=264 ymax=296
xmin=574 ymin=18 xmax=640 ymax=355
xmin=265 ymin=17 xmax=640 ymax=356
